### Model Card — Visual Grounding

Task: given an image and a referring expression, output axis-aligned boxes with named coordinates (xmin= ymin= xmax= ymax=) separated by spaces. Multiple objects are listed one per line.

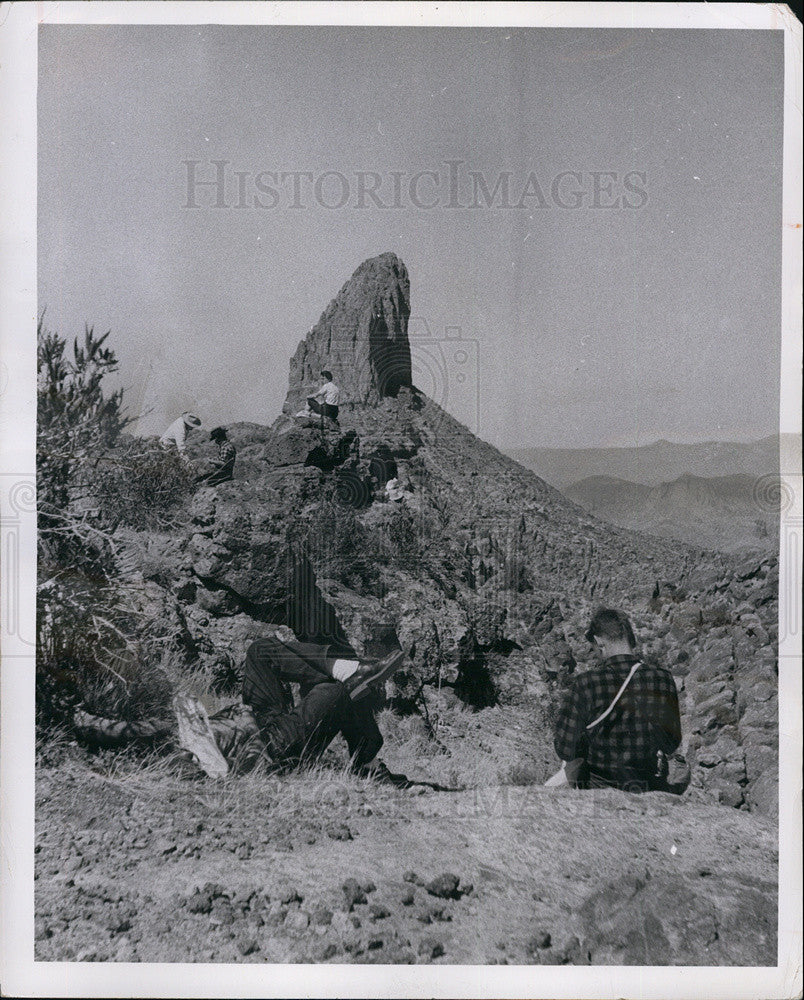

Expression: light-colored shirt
xmin=315 ymin=381 xmax=340 ymax=406
xmin=160 ymin=416 xmax=189 ymax=452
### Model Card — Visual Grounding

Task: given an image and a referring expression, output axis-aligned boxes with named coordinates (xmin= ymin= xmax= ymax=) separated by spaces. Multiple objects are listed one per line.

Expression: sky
xmin=38 ymin=26 xmax=784 ymax=450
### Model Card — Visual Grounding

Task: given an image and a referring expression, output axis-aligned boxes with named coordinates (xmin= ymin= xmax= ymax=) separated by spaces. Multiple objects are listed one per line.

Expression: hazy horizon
xmin=39 ymin=26 xmax=784 ymax=451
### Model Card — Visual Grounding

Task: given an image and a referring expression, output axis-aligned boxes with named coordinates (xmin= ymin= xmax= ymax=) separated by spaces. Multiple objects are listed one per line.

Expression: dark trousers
xmin=196 ymin=461 xmax=234 ymax=486
xmin=307 ymin=397 xmax=339 ymax=422
xmin=242 ymin=637 xmax=381 ymax=768
xmin=584 ymin=765 xmax=658 ymax=794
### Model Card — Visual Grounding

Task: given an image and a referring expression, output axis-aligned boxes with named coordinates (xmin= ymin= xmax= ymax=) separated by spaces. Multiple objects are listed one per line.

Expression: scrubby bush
xmin=92 ymin=437 xmax=195 ymax=531
xmin=383 ymin=504 xmax=423 ymax=565
xmin=36 ymin=318 xmax=180 ymax=735
xmin=296 ymin=498 xmax=379 ymax=590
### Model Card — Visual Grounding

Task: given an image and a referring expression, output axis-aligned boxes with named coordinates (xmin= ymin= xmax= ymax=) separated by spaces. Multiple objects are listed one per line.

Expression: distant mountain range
xmin=504 ymin=435 xmax=800 ymax=552
xmin=564 ymin=472 xmax=778 ymax=552
xmin=505 ymin=434 xmax=800 ymax=490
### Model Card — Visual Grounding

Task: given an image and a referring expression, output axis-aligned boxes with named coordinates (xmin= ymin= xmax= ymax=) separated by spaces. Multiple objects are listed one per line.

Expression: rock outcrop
xmin=283 ymin=252 xmax=412 ymax=415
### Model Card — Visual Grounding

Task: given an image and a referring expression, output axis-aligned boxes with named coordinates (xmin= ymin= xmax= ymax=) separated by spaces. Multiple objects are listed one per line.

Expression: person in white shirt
xmin=159 ymin=412 xmax=202 ymax=454
xmin=306 ymin=370 xmax=341 ymax=423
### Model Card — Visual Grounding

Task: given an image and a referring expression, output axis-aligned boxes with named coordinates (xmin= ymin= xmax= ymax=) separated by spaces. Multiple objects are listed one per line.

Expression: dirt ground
xmin=35 ymin=751 xmax=778 ymax=966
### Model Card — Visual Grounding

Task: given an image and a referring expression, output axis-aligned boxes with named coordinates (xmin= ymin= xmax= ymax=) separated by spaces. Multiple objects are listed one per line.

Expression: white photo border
xmin=1 ymin=2 xmax=801 ymax=998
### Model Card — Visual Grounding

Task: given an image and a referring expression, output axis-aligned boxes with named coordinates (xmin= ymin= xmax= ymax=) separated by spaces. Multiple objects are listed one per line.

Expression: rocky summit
xmin=283 ymin=252 xmax=412 ymax=414
xmin=39 ymin=252 xmax=781 ymax=967
xmin=115 ymin=252 xmax=778 ymax=818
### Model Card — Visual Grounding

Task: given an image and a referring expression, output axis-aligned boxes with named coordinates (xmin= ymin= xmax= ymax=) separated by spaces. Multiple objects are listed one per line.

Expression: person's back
xmin=160 ymin=412 xmax=201 ymax=453
xmin=557 ymin=656 xmax=680 ymax=787
xmin=553 ymin=607 xmax=681 ymax=791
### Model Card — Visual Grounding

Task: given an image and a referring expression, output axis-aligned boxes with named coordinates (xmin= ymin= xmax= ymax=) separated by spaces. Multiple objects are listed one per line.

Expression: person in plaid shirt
xmin=196 ymin=426 xmax=236 ymax=485
xmin=553 ymin=607 xmax=682 ymax=792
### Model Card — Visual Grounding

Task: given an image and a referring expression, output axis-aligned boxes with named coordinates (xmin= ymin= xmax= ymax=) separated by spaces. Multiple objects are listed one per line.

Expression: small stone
xmin=367 ymin=936 xmax=384 ymax=950
xmin=417 ymin=936 xmax=444 ymax=959
xmin=527 ymin=932 xmax=552 ymax=951
xmin=235 ymin=842 xmax=252 ymax=861
xmin=237 ymin=937 xmax=259 ymax=956
xmin=311 ymin=906 xmax=333 ymax=926
xmin=284 ymin=909 xmax=310 ymax=931
xmin=342 ymin=878 xmax=367 ymax=908
xmin=403 ymin=870 xmax=424 ymax=886
xmin=263 ymin=903 xmax=288 ymax=927
xmin=369 ymin=903 xmax=390 ymax=921
xmin=362 ymin=881 xmax=377 ymax=894
xmin=276 ymin=885 xmax=303 ymax=905
xmin=400 ymin=889 xmax=416 ymax=906
xmin=210 ymin=905 xmax=235 ymax=927
xmin=426 ymin=873 xmax=461 ymax=899
xmin=34 ymin=920 xmax=52 ymax=941
xmin=557 ymin=934 xmax=588 ymax=965
xmin=317 ymin=942 xmax=338 ymax=961
xmin=330 ymin=911 xmax=354 ymax=935
xmin=327 ymin=824 xmax=353 ymax=841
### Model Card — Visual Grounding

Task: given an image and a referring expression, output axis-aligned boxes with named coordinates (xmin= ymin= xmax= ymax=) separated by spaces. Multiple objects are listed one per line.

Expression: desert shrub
xmin=36 ymin=318 xmax=179 ymax=735
xmin=499 ymin=553 xmax=534 ymax=594
xmin=77 ymin=647 xmax=174 ymax=725
xmin=297 ymin=498 xmax=379 ymax=589
xmin=37 ymin=318 xmax=128 ymax=540
xmin=383 ymin=504 xmax=423 ymax=565
xmin=92 ymin=438 xmax=194 ymax=530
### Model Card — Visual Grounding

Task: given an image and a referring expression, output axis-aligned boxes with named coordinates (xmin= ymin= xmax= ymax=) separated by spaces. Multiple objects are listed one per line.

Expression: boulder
xmin=744 ymin=769 xmax=778 ymax=818
xmin=579 ymin=873 xmax=776 ymax=965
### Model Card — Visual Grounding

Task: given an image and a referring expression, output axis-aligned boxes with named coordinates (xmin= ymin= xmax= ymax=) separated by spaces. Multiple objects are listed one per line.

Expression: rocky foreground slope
xmin=35 ymin=756 xmax=777 ymax=965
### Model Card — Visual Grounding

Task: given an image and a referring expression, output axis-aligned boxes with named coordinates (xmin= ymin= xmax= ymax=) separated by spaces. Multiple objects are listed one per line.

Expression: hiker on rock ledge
xmin=241 ymin=634 xmax=411 ymax=786
xmin=159 ymin=412 xmax=201 ymax=455
xmin=551 ymin=607 xmax=682 ymax=793
xmin=305 ymin=370 xmax=341 ymax=424
xmin=195 ymin=426 xmax=236 ymax=486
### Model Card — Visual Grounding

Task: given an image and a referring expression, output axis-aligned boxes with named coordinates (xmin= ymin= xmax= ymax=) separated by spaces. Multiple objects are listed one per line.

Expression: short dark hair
xmin=210 ymin=426 xmax=227 ymax=441
xmin=321 ymin=370 xmax=333 ymax=380
xmin=585 ymin=607 xmax=636 ymax=647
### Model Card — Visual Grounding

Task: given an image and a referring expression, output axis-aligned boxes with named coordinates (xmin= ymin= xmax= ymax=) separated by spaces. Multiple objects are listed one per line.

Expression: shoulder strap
xmin=586 ymin=661 xmax=642 ymax=731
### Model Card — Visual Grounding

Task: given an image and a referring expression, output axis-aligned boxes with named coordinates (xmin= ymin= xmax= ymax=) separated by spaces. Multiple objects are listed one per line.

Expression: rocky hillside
xmin=564 ymin=472 xmax=778 ymax=552
xmin=114 ymin=252 xmax=778 ymax=816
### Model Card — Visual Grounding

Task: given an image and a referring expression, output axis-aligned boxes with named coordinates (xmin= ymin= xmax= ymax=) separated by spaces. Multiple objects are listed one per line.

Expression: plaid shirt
xmin=218 ymin=440 xmax=236 ymax=465
xmin=553 ymin=654 xmax=681 ymax=780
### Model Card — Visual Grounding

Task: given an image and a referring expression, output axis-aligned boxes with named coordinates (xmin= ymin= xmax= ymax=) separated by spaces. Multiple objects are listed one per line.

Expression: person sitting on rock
xmin=552 ymin=607 xmax=682 ymax=793
xmin=196 ymin=427 xmax=236 ymax=485
xmin=159 ymin=412 xmax=202 ymax=454
xmin=241 ymin=633 xmax=411 ymax=786
xmin=306 ymin=370 xmax=341 ymax=424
